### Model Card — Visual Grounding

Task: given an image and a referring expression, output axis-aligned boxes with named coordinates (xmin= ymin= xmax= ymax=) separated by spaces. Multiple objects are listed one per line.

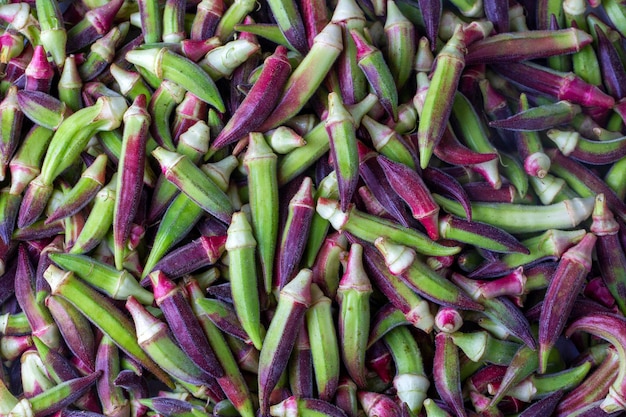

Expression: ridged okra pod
xmin=125 ymin=295 xmax=210 ymax=387
xmin=258 ymin=22 xmax=343 ymax=131
xmin=350 ymin=28 xmax=398 ymax=121
xmin=539 ymin=232 xmax=596 ymax=373
xmin=149 ymin=270 xmax=225 ymax=379
xmin=48 ymin=252 xmax=153 ymax=305
xmin=276 ymin=176 xmax=315 ymax=289
xmin=113 ymin=95 xmax=150 ymax=270
xmin=19 ymin=95 xmax=127 ymax=228
xmin=417 ymin=24 xmax=466 ymax=169
xmin=225 ymin=211 xmax=265 ymax=350
xmin=244 ymin=132 xmax=279 ymax=295
xmin=325 ymin=92 xmax=359 ymax=212
xmin=384 ymin=326 xmax=430 ymax=414
xmin=126 ymin=47 xmax=225 ymax=112
xmin=434 ymin=193 xmax=594 ymax=234
xmin=152 ymin=147 xmax=233 ymax=224
xmin=212 ymin=45 xmax=291 ymax=151
xmin=258 ymin=269 xmax=312 ymax=414
xmin=306 ymin=284 xmax=340 ymax=401
xmin=317 ymin=197 xmax=460 ymax=257
xmin=337 ymin=243 xmax=371 ymax=388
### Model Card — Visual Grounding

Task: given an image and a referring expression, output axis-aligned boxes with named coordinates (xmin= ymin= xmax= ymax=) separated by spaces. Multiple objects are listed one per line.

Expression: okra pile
xmin=6 ymin=0 xmax=626 ymax=415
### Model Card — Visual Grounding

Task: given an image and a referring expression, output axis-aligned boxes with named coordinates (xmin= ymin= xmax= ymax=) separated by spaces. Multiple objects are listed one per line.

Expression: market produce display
xmin=2 ymin=0 xmax=626 ymax=416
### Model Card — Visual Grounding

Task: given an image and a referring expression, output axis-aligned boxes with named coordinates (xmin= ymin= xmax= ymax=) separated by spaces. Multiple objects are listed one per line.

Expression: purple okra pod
xmin=358 ymin=391 xmax=402 ymax=417
xmin=591 ymin=194 xmax=626 ymax=315
xmin=434 ymin=332 xmax=467 ymax=417
xmin=489 ymin=100 xmax=581 ymax=131
xmin=65 ymin=0 xmax=124 ymax=52
xmin=357 ymin=141 xmax=415 ymax=228
xmin=95 ymin=335 xmax=130 ymax=417
xmin=149 ymin=270 xmax=225 ymax=379
xmin=276 ymin=176 xmax=315 ymax=290
xmin=149 ymin=234 xmax=226 ymax=279
xmin=211 ymin=45 xmax=291 ymax=151
xmin=565 ymin=312 xmax=626 ymax=413
xmin=422 ymin=167 xmax=473 ymax=220
xmin=555 ymin=345 xmax=619 ymax=416
xmin=190 ymin=0 xmax=223 ymax=40
xmin=430 ymin=123 xmax=499 ymax=167
xmin=45 ymin=294 xmax=96 ymax=373
xmin=288 ymin=322 xmax=314 ymax=398
xmin=466 ymin=28 xmax=592 ymax=64
xmin=539 ymin=232 xmax=596 ymax=373
xmin=24 ymin=45 xmax=54 ymax=94
xmin=350 ymin=28 xmax=398 ymax=121
xmin=258 ymin=269 xmax=312 ymax=415
xmin=113 ymin=94 xmax=150 ymax=268
xmin=360 ymin=241 xmax=434 ymax=332
xmin=331 ymin=0 xmax=367 ymax=106
xmin=194 ymin=297 xmax=252 ymax=344
xmin=14 ymin=245 xmax=61 ymax=351
xmin=377 ymin=155 xmax=440 ymax=240
xmin=257 ymin=22 xmax=343 ymax=131
xmin=417 ymin=0 xmax=442 ymax=50
xmin=492 ymin=61 xmax=615 ymax=108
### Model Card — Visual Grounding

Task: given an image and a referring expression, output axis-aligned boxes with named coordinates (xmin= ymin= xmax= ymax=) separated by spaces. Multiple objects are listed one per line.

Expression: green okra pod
xmin=433 ymin=194 xmax=595 ymax=234
xmin=126 ymin=47 xmax=225 ymax=112
xmin=225 ymin=211 xmax=265 ymax=350
xmin=325 ymin=92 xmax=359 ymax=212
xmin=306 ymin=283 xmax=340 ymax=401
xmin=49 ymin=252 xmax=153 ymax=305
xmin=244 ymin=132 xmax=279 ymax=295
xmin=153 ymin=147 xmax=234 ymax=224
xmin=384 ymin=326 xmax=430 ymax=414
xmin=337 ymin=243 xmax=371 ymax=389
xmin=417 ymin=24 xmax=466 ymax=169
xmin=317 ymin=197 xmax=460 ymax=257
xmin=125 ymin=295 xmax=211 ymax=387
